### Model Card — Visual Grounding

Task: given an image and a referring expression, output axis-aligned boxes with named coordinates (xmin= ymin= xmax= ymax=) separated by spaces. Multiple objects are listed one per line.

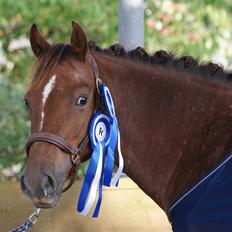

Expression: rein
xmin=25 ymin=55 xmax=102 ymax=193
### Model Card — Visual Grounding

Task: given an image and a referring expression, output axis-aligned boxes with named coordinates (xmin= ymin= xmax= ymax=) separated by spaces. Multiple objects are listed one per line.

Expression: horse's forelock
xmin=29 ymin=43 xmax=73 ymax=90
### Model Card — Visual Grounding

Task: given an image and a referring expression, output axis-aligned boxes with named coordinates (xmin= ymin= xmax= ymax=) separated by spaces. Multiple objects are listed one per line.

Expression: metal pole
xmin=119 ymin=0 xmax=144 ymax=50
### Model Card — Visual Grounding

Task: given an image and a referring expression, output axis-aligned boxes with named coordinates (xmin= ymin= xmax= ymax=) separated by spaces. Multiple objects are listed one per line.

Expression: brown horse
xmin=21 ymin=22 xmax=232 ymax=227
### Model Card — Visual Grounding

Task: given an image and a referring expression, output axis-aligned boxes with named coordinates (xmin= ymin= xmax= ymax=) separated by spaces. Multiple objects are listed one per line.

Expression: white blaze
xmin=40 ymin=75 xmax=56 ymax=130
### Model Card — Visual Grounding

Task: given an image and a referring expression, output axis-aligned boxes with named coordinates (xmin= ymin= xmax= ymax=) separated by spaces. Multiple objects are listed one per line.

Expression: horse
xmin=21 ymin=22 xmax=232 ymax=231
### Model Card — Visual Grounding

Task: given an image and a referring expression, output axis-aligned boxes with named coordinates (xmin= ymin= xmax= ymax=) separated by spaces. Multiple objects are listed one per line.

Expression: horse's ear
xmin=30 ymin=23 xmax=50 ymax=57
xmin=70 ymin=21 xmax=87 ymax=61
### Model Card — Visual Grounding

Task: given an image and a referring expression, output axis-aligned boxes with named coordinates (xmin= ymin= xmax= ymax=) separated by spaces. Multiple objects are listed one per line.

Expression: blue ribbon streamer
xmin=103 ymin=118 xmax=118 ymax=186
xmin=77 ymin=144 xmax=101 ymax=212
xmin=93 ymin=145 xmax=106 ymax=217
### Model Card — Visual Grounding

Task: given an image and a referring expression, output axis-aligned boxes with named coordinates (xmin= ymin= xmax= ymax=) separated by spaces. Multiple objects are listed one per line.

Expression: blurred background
xmin=1 ymin=0 xmax=232 ymax=231
xmin=1 ymin=0 xmax=232 ymax=179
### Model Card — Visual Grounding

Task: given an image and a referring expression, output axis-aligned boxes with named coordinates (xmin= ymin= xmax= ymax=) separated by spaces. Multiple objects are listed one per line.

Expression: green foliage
xmin=145 ymin=0 xmax=232 ymax=62
xmin=0 ymin=79 xmax=29 ymax=171
xmin=0 ymin=0 xmax=118 ymax=83
xmin=1 ymin=0 xmax=232 ymax=176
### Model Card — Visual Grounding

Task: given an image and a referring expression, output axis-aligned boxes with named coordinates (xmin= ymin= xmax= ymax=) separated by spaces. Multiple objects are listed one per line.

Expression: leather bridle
xmin=25 ymin=55 xmax=104 ymax=192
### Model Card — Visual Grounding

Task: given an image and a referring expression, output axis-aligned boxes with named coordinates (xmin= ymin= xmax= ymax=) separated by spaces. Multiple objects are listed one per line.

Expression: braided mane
xmin=88 ymin=41 xmax=232 ymax=82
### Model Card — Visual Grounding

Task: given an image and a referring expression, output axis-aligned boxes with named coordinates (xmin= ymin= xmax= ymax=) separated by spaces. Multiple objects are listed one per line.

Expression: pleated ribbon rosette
xmin=77 ymin=83 xmax=124 ymax=217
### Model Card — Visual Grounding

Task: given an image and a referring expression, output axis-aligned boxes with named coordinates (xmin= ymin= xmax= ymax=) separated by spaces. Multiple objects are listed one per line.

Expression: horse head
xmin=21 ymin=22 xmax=95 ymax=208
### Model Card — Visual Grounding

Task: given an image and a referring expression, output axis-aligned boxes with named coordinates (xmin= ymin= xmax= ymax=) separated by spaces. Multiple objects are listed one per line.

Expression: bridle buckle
xmin=96 ymin=77 xmax=103 ymax=95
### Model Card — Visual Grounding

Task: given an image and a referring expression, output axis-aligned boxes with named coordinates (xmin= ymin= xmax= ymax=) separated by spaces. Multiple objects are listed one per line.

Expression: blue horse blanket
xmin=169 ymin=153 xmax=232 ymax=232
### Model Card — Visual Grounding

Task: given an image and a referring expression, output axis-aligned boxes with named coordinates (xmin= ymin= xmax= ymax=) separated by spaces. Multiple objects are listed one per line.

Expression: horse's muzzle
xmin=20 ymin=173 xmax=60 ymax=208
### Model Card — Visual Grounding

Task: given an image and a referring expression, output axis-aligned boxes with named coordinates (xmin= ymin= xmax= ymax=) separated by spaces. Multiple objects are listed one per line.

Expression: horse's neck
xmin=95 ymin=53 xmax=232 ymax=215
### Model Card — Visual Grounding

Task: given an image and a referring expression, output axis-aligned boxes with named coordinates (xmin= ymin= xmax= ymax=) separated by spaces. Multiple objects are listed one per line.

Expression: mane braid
xmin=88 ymin=40 xmax=232 ymax=83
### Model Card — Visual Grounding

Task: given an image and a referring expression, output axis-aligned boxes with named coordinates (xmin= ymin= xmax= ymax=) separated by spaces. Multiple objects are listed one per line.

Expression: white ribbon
xmin=80 ymin=142 xmax=103 ymax=215
xmin=111 ymin=130 xmax=124 ymax=186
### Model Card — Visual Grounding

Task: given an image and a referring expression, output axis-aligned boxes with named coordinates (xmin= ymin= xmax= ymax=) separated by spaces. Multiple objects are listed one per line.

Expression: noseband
xmin=25 ymin=132 xmax=89 ymax=166
xmin=25 ymin=56 xmax=103 ymax=192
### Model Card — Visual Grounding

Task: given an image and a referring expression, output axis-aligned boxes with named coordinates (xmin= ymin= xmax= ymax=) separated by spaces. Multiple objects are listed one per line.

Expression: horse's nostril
xmin=41 ymin=175 xmax=56 ymax=197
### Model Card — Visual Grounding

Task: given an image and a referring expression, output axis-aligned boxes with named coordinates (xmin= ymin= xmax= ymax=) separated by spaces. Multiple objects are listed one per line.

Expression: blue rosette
xmin=77 ymin=83 xmax=124 ymax=218
xmin=77 ymin=111 xmax=111 ymax=217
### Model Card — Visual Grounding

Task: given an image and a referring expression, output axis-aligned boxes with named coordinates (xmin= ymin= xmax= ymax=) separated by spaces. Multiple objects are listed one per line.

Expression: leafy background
xmin=1 ymin=0 xmax=232 ymax=178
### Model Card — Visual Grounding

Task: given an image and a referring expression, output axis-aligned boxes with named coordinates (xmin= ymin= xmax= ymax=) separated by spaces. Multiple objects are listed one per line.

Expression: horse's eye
xmin=24 ymin=98 xmax=29 ymax=107
xmin=76 ymin=96 xmax=88 ymax=106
